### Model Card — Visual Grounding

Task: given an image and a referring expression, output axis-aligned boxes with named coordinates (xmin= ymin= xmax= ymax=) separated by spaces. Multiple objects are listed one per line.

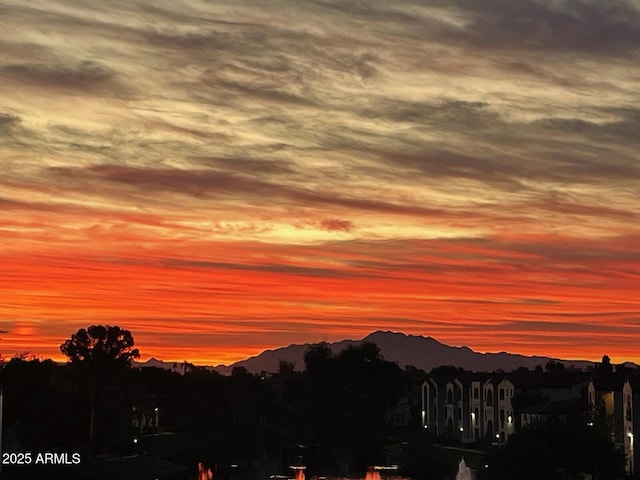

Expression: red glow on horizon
xmin=1 ymin=233 xmax=638 ymax=366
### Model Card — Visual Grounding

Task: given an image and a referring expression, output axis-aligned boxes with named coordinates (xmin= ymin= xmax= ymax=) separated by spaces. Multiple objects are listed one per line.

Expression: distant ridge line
xmin=135 ymin=330 xmax=600 ymax=375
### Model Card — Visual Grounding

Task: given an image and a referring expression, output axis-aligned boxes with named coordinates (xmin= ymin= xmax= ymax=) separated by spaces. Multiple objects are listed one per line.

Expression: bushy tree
xmin=60 ymin=325 xmax=139 ymax=373
xmin=292 ymin=342 xmax=402 ymax=474
xmin=544 ymin=360 xmax=566 ymax=373
xmin=60 ymin=325 xmax=140 ymax=455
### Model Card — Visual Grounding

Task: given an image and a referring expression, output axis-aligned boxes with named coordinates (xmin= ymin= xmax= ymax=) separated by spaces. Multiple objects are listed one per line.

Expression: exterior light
xmin=155 ymin=407 xmax=159 ymax=412
xmin=628 ymin=432 xmax=634 ymax=438
xmin=587 ymin=422 xmax=594 ymax=427
xmin=496 ymin=433 xmax=500 ymax=439
xmin=459 ymin=427 xmax=464 ymax=432
xmin=133 ymin=438 xmax=138 ymax=444
xmin=508 ymin=415 xmax=512 ymax=423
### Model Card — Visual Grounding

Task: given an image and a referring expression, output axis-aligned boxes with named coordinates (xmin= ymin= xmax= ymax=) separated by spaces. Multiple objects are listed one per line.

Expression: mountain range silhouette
xmin=136 ymin=331 xmax=599 ymax=374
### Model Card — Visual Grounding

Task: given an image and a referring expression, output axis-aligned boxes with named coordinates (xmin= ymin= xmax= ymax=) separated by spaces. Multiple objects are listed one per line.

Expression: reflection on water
xmin=198 ymin=461 xmax=213 ymax=480
xmin=287 ymin=465 xmax=406 ymax=480
xmin=239 ymin=463 xmax=408 ymax=480
xmin=364 ymin=469 xmax=381 ymax=480
xmin=290 ymin=464 xmax=306 ymax=480
xmin=456 ymin=459 xmax=472 ymax=480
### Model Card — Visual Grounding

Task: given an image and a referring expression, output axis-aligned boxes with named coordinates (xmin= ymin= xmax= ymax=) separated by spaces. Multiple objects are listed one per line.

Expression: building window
xmin=474 ymin=387 xmax=479 ymax=399
xmin=499 ymin=389 xmax=505 ymax=400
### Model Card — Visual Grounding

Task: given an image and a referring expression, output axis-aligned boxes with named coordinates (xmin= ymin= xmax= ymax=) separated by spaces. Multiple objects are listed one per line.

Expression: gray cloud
xmin=447 ymin=0 xmax=640 ymax=53
xmin=191 ymin=156 xmax=296 ymax=175
xmin=0 ymin=113 xmax=21 ymax=137
xmin=0 ymin=61 xmax=123 ymax=94
xmin=45 ymin=164 xmax=455 ymax=218
xmin=0 ymin=113 xmax=20 ymax=125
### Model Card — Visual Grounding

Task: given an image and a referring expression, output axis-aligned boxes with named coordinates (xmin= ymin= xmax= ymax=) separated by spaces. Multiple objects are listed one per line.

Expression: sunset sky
xmin=1 ymin=0 xmax=639 ymax=366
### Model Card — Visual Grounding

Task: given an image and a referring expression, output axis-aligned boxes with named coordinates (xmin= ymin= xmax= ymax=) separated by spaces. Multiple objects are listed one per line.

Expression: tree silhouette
xmin=544 ymin=360 xmax=566 ymax=373
xmin=60 ymin=325 xmax=140 ymax=456
xmin=295 ymin=342 xmax=402 ymax=474
xmin=598 ymin=354 xmax=613 ymax=375
xmin=60 ymin=325 xmax=139 ymax=372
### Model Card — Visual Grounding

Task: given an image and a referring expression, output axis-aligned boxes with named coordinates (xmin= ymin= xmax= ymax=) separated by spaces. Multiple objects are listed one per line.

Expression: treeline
xmin=1 ymin=339 xmax=420 ymax=479
xmin=2 ymin=327 xmax=631 ymax=480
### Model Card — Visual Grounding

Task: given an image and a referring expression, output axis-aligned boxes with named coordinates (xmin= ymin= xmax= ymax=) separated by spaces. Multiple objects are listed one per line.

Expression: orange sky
xmin=1 ymin=0 xmax=639 ymax=366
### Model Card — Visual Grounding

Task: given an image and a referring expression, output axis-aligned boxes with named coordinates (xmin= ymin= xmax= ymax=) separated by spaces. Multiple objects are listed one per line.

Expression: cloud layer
xmin=1 ymin=0 xmax=639 ymax=364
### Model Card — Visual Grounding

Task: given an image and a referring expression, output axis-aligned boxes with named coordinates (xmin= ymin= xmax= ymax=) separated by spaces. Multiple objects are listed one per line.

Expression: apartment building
xmin=422 ymin=371 xmax=594 ymax=444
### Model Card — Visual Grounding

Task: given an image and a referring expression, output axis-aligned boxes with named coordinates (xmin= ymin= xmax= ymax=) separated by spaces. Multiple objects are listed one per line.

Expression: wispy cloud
xmin=1 ymin=0 xmax=639 ymax=364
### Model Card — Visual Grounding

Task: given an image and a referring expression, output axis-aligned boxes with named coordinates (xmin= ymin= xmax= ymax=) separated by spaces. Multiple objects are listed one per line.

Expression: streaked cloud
xmin=1 ymin=0 xmax=639 ymax=364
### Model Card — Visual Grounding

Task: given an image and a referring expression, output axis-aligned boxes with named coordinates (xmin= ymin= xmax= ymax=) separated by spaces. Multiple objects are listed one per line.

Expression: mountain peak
xmin=215 ymin=331 xmax=593 ymax=374
xmin=137 ymin=332 xmax=595 ymax=375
